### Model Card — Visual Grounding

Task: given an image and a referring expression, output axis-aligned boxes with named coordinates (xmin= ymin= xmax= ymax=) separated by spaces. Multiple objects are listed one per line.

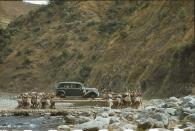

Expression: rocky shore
xmin=0 ymin=95 xmax=195 ymax=131
xmin=58 ymin=95 xmax=195 ymax=131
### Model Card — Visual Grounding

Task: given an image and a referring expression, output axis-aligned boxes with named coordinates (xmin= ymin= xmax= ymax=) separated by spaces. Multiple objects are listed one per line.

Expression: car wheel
xmin=90 ymin=94 xmax=96 ymax=99
xmin=58 ymin=92 xmax=65 ymax=98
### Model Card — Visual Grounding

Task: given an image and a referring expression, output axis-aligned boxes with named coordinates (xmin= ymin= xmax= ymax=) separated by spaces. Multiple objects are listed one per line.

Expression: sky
xmin=23 ymin=0 xmax=49 ymax=5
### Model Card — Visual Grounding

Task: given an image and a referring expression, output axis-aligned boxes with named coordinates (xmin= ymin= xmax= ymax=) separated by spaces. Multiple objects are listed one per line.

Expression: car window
xmin=58 ymin=83 xmax=65 ymax=88
xmin=65 ymin=84 xmax=71 ymax=88
xmin=72 ymin=84 xmax=81 ymax=89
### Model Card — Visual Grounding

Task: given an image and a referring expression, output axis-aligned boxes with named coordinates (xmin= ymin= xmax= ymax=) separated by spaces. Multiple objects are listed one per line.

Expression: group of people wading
xmin=16 ymin=92 xmax=55 ymax=109
xmin=103 ymin=89 xmax=142 ymax=109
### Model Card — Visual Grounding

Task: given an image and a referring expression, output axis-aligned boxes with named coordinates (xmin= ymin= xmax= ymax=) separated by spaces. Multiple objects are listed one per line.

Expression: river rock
xmin=178 ymin=122 xmax=195 ymax=130
xmin=183 ymin=113 xmax=195 ymax=123
xmin=149 ymin=99 xmax=166 ymax=108
xmin=76 ymin=116 xmax=92 ymax=124
xmin=74 ymin=116 xmax=110 ymax=131
xmin=153 ymin=121 xmax=165 ymax=128
xmin=187 ymin=99 xmax=195 ymax=109
xmin=57 ymin=125 xmax=70 ymax=131
xmin=109 ymin=122 xmax=121 ymax=131
xmin=99 ymin=107 xmax=111 ymax=113
xmin=121 ymin=123 xmax=137 ymax=130
xmin=168 ymin=116 xmax=180 ymax=128
xmin=64 ymin=114 xmax=76 ymax=124
xmin=100 ymin=112 xmax=109 ymax=118
xmin=126 ymin=113 xmax=134 ymax=121
xmin=137 ymin=118 xmax=155 ymax=130
xmin=79 ymin=111 xmax=91 ymax=117
xmin=165 ymin=108 xmax=177 ymax=116
xmin=110 ymin=116 xmax=120 ymax=124
xmin=152 ymin=112 xmax=169 ymax=127
xmin=109 ymin=122 xmax=137 ymax=131
xmin=181 ymin=96 xmax=194 ymax=103
xmin=146 ymin=128 xmax=170 ymax=131
xmin=182 ymin=108 xmax=195 ymax=114
xmin=143 ymin=105 xmax=158 ymax=112
xmin=165 ymin=97 xmax=182 ymax=107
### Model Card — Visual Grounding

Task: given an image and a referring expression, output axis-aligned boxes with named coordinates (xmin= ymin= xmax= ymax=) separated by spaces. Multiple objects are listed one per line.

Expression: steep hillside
xmin=0 ymin=1 xmax=38 ymax=28
xmin=0 ymin=0 xmax=194 ymax=98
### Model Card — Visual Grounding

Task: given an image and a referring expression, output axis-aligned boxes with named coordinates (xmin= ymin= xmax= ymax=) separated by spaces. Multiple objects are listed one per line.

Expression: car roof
xmin=58 ymin=81 xmax=83 ymax=85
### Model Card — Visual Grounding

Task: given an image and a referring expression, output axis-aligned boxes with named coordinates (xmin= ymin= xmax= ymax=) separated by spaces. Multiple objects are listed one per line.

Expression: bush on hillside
xmin=22 ymin=57 xmax=31 ymax=65
xmin=79 ymin=65 xmax=92 ymax=80
xmin=99 ymin=20 xmax=127 ymax=35
xmin=61 ymin=49 xmax=69 ymax=59
xmin=78 ymin=34 xmax=88 ymax=41
xmin=179 ymin=8 xmax=187 ymax=20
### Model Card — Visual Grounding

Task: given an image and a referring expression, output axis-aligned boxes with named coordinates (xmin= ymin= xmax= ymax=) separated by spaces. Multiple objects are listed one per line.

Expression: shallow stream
xmin=0 ymin=115 xmax=65 ymax=131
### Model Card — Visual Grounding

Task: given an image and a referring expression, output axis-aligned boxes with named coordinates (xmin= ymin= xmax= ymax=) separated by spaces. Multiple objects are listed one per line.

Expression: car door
xmin=70 ymin=84 xmax=84 ymax=96
xmin=63 ymin=83 xmax=72 ymax=96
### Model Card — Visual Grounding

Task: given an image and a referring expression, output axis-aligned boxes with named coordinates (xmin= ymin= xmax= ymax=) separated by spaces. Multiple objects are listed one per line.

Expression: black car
xmin=55 ymin=82 xmax=99 ymax=98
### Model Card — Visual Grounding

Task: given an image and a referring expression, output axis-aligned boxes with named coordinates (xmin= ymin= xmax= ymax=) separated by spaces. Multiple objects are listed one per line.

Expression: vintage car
xmin=55 ymin=82 xmax=99 ymax=98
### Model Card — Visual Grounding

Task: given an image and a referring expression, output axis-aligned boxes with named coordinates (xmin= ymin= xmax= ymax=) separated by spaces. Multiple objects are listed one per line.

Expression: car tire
xmin=90 ymin=93 xmax=96 ymax=99
xmin=58 ymin=92 xmax=65 ymax=98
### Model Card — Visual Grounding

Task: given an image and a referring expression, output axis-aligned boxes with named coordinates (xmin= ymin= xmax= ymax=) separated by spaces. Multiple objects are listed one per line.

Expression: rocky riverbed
xmin=0 ymin=95 xmax=195 ymax=131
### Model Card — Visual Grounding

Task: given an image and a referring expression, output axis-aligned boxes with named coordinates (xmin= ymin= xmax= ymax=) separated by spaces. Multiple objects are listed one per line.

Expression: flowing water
xmin=0 ymin=115 xmax=65 ymax=131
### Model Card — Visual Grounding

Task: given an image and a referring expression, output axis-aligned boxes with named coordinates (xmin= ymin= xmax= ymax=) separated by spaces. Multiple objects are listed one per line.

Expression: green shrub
xmin=0 ymin=28 xmax=11 ymax=45
xmin=86 ymin=21 xmax=97 ymax=27
xmin=22 ymin=57 xmax=31 ymax=65
xmin=0 ymin=56 xmax=4 ymax=64
xmin=77 ymin=53 xmax=83 ymax=59
xmin=61 ymin=49 xmax=69 ymax=59
xmin=79 ymin=65 xmax=92 ymax=79
xmin=55 ymin=34 xmax=68 ymax=47
xmin=99 ymin=20 xmax=126 ymax=35
xmin=23 ymin=48 xmax=33 ymax=55
xmin=79 ymin=34 xmax=88 ymax=41
xmin=120 ymin=31 xmax=128 ymax=38
xmin=179 ymin=8 xmax=187 ymax=20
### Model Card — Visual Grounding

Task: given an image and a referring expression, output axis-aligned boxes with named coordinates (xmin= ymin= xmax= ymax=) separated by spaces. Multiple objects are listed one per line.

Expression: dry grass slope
xmin=0 ymin=0 xmax=194 ymax=98
xmin=0 ymin=1 xmax=38 ymax=28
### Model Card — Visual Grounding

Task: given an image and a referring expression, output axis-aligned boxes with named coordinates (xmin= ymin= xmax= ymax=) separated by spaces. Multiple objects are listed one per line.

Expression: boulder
xmin=181 ymin=96 xmax=194 ymax=103
xmin=146 ymin=128 xmax=170 ymax=131
xmin=99 ymin=107 xmax=111 ymax=113
xmin=152 ymin=113 xmax=169 ymax=127
xmin=168 ymin=116 xmax=180 ymax=128
xmin=178 ymin=122 xmax=195 ymax=130
xmin=76 ymin=116 xmax=92 ymax=124
xmin=74 ymin=116 xmax=110 ymax=131
xmin=149 ymin=99 xmax=166 ymax=108
xmin=57 ymin=125 xmax=70 ymax=131
xmin=165 ymin=108 xmax=177 ymax=116
xmin=137 ymin=118 xmax=155 ymax=130
xmin=110 ymin=116 xmax=120 ymax=124
xmin=126 ymin=113 xmax=134 ymax=121
xmin=64 ymin=114 xmax=76 ymax=124
xmin=165 ymin=97 xmax=182 ymax=108
xmin=182 ymin=108 xmax=195 ymax=114
xmin=100 ymin=112 xmax=109 ymax=118
xmin=79 ymin=111 xmax=91 ymax=117
xmin=109 ymin=122 xmax=122 ymax=131
xmin=109 ymin=122 xmax=137 ymax=131
xmin=188 ymin=99 xmax=195 ymax=109
xmin=153 ymin=121 xmax=165 ymax=128
xmin=121 ymin=123 xmax=137 ymax=130
xmin=183 ymin=113 xmax=195 ymax=123
xmin=143 ymin=105 xmax=158 ymax=112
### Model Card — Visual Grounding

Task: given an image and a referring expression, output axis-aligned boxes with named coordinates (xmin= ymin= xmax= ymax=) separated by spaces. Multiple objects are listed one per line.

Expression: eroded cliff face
xmin=0 ymin=0 xmax=194 ymax=98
